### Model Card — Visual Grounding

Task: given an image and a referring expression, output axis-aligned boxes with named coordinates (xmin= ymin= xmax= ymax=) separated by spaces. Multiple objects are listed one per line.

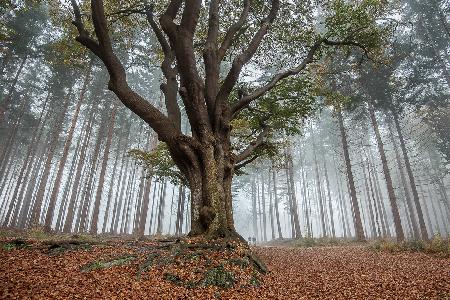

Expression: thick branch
xmin=217 ymin=0 xmax=250 ymax=61
xmin=235 ymin=154 xmax=260 ymax=171
xmin=145 ymin=5 xmax=181 ymax=130
xmin=71 ymin=0 xmax=180 ymax=143
xmin=216 ymin=0 xmax=280 ymax=107
xmin=231 ymin=40 xmax=322 ymax=117
xmin=235 ymin=126 xmax=270 ymax=163
xmin=203 ymin=0 xmax=220 ymax=121
xmin=231 ymin=37 xmax=372 ymax=117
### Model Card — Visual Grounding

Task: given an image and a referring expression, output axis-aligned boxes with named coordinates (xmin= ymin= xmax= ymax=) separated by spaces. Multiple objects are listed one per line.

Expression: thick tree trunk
xmin=336 ymin=108 xmax=365 ymax=241
xmin=368 ymin=102 xmax=404 ymax=242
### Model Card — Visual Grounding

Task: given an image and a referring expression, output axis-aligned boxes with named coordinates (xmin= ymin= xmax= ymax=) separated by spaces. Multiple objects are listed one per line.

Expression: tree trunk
xmin=387 ymin=119 xmax=419 ymax=239
xmin=285 ymin=149 xmax=301 ymax=238
xmin=31 ymin=92 xmax=71 ymax=226
xmin=44 ymin=62 xmax=93 ymax=231
xmin=267 ymin=170 xmax=276 ymax=240
xmin=336 ymin=108 xmax=365 ymax=241
xmin=90 ymin=102 xmax=118 ymax=233
xmin=0 ymin=55 xmax=27 ymax=126
xmin=392 ymin=110 xmax=428 ymax=240
xmin=368 ymin=102 xmax=404 ymax=242
xmin=63 ymin=108 xmax=96 ymax=233
xmin=272 ymin=169 xmax=283 ymax=238
xmin=261 ymin=173 xmax=268 ymax=241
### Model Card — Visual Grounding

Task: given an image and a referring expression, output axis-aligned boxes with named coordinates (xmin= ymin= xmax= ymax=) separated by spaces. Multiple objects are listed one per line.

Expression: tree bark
xmin=392 ymin=110 xmax=428 ymax=240
xmin=90 ymin=102 xmax=118 ymax=233
xmin=368 ymin=102 xmax=404 ymax=241
xmin=336 ymin=108 xmax=365 ymax=241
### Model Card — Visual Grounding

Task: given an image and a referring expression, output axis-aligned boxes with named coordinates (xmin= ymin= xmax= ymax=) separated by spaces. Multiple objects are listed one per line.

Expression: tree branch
xmin=231 ymin=40 xmax=322 ymax=117
xmin=217 ymin=0 xmax=250 ymax=62
xmin=235 ymin=125 xmax=270 ymax=163
xmin=203 ymin=0 xmax=220 ymax=122
xmin=216 ymin=0 xmax=280 ymax=108
xmin=71 ymin=0 xmax=180 ymax=143
xmin=231 ymin=37 xmax=373 ymax=117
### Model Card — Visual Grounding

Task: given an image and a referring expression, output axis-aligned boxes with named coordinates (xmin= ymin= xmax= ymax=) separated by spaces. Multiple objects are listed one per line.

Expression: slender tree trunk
xmin=261 ymin=173 xmax=268 ymax=241
xmin=286 ymin=149 xmax=301 ymax=238
xmin=267 ymin=170 xmax=276 ymax=240
xmin=251 ymin=176 xmax=258 ymax=240
xmin=44 ymin=63 xmax=93 ymax=231
xmin=336 ymin=108 xmax=365 ymax=241
xmin=31 ymin=92 xmax=72 ymax=226
xmin=322 ymin=159 xmax=335 ymax=238
xmin=312 ymin=131 xmax=327 ymax=237
xmin=79 ymin=108 xmax=109 ymax=232
xmin=156 ymin=179 xmax=167 ymax=235
xmin=392 ymin=110 xmax=428 ymax=240
xmin=63 ymin=109 xmax=96 ymax=233
xmin=387 ymin=119 xmax=419 ymax=239
xmin=272 ymin=169 xmax=283 ymax=238
xmin=368 ymin=102 xmax=404 ymax=241
xmin=0 ymin=55 xmax=27 ymax=125
xmin=90 ymin=103 xmax=118 ymax=233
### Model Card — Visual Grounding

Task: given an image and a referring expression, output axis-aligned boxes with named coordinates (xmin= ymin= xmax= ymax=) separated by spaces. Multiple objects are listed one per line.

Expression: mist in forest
xmin=0 ymin=0 xmax=448 ymax=243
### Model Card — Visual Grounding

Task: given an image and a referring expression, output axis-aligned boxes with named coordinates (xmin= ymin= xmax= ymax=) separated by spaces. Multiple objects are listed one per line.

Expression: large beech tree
xmin=63 ymin=0 xmax=388 ymax=238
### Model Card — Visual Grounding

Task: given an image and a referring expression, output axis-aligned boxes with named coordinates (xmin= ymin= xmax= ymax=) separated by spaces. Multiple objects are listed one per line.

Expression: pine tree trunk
xmin=0 ymin=55 xmax=27 ymax=126
xmin=90 ymin=103 xmax=118 ymax=234
xmin=336 ymin=108 xmax=365 ymax=241
xmin=44 ymin=62 xmax=93 ymax=231
xmin=368 ymin=102 xmax=404 ymax=242
xmin=31 ymin=92 xmax=71 ymax=226
xmin=63 ymin=109 xmax=96 ymax=233
xmin=387 ymin=119 xmax=420 ymax=239
xmin=261 ymin=174 xmax=268 ymax=241
xmin=392 ymin=110 xmax=428 ymax=240
xmin=286 ymin=149 xmax=301 ymax=238
xmin=272 ymin=169 xmax=283 ymax=238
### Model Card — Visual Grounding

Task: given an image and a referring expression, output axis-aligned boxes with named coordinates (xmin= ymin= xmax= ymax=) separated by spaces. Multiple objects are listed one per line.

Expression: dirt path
xmin=1 ymin=241 xmax=449 ymax=299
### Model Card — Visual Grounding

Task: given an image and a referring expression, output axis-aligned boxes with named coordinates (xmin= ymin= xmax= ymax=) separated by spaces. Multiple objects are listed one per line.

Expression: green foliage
xmin=129 ymin=143 xmax=186 ymax=185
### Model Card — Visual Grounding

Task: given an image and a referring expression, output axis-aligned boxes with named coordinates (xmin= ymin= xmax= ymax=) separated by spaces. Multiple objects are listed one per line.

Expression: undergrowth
xmin=369 ymin=234 xmax=450 ymax=258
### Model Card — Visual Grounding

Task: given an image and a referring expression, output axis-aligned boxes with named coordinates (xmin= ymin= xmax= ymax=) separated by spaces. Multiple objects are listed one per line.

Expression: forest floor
xmin=0 ymin=230 xmax=449 ymax=299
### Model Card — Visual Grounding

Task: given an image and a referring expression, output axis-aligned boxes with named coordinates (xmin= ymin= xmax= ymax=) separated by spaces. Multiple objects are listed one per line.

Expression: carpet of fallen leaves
xmin=0 ymin=235 xmax=449 ymax=299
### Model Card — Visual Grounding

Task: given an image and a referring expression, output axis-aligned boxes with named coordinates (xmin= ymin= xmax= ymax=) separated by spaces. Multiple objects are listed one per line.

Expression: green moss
xmin=164 ymin=273 xmax=183 ymax=285
xmin=2 ymin=239 xmax=30 ymax=251
xmin=81 ymin=255 xmax=136 ymax=272
xmin=202 ymin=265 xmax=235 ymax=288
